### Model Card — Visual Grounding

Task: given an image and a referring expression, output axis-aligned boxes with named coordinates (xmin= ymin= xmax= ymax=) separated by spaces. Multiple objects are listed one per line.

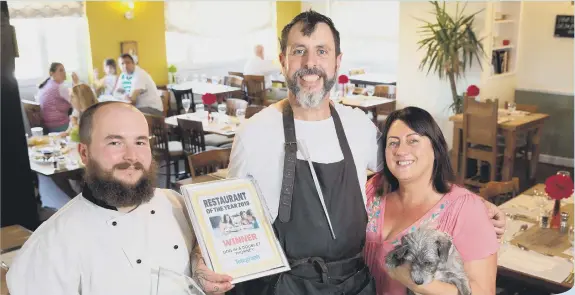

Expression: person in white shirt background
xmin=114 ymin=54 xmax=164 ymax=116
xmin=7 ymin=102 xmax=233 ymax=295
xmin=242 ymin=44 xmax=287 ymax=102
xmin=92 ymin=58 xmax=118 ymax=96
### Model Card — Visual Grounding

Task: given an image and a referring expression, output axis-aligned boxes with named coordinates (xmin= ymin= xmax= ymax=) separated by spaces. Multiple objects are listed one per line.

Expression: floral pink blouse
xmin=363 ymin=174 xmax=499 ymax=295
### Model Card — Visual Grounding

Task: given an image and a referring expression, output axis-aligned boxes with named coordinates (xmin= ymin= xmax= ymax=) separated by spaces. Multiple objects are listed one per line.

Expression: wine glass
xmin=217 ymin=104 xmax=227 ymax=115
xmin=201 ymin=74 xmax=208 ymax=83
xmin=508 ymin=102 xmax=517 ymax=112
xmin=366 ymin=87 xmax=375 ymax=96
xmin=235 ymin=108 xmax=246 ymax=120
xmin=211 ymin=76 xmax=220 ymax=85
xmin=182 ymin=98 xmax=191 ymax=114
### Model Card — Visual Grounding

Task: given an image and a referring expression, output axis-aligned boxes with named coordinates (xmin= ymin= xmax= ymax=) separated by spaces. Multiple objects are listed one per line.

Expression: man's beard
xmin=84 ymin=159 xmax=157 ymax=208
xmin=286 ymin=67 xmax=337 ymax=109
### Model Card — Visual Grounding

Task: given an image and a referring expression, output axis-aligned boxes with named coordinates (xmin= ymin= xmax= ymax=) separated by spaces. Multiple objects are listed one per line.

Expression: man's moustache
xmin=114 ymin=162 xmax=144 ymax=170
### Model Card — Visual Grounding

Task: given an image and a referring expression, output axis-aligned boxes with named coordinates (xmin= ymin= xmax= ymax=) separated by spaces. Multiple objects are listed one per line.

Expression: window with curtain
xmin=165 ymin=1 xmax=277 ymax=70
xmin=8 ymin=2 xmax=91 ymax=88
xmin=328 ymin=1 xmax=399 ymax=72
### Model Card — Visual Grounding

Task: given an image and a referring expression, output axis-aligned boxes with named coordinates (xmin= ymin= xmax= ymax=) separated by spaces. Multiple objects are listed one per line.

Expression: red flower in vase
xmin=338 ymin=75 xmax=349 ymax=84
xmin=202 ymin=93 xmax=217 ymax=105
xmin=545 ymin=174 xmax=574 ymax=200
xmin=467 ymin=85 xmax=480 ymax=97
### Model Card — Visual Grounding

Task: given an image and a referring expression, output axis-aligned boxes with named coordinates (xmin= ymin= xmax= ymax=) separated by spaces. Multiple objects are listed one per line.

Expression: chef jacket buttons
xmin=151 ymin=210 xmax=155 ymax=214
xmin=112 ymin=221 xmax=117 ymax=226
xmin=136 ymin=259 xmax=142 ymax=264
xmin=174 ymin=245 xmax=179 ymax=249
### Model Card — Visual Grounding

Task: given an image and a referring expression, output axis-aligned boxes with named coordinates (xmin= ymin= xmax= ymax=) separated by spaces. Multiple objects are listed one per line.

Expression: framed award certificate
xmin=180 ymin=176 xmax=290 ymax=284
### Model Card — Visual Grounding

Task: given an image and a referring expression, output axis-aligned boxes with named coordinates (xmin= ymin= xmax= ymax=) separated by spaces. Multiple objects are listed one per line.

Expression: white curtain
xmin=165 ymin=1 xmax=277 ymax=70
xmin=8 ymin=1 xmax=91 ymax=99
xmin=329 ymin=1 xmax=399 ymax=73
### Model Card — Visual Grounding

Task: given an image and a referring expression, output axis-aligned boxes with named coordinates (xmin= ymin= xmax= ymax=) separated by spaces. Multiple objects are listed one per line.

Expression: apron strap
xmin=278 ymin=102 xmax=298 ymax=223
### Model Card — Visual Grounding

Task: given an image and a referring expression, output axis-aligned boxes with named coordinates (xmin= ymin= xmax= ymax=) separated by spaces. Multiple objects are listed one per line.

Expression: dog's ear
xmin=385 ymin=243 xmax=409 ymax=268
xmin=435 ymin=236 xmax=452 ymax=263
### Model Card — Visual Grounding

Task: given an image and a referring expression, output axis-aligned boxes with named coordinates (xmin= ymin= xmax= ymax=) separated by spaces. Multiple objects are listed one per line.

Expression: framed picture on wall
xmin=120 ymin=41 xmax=138 ymax=63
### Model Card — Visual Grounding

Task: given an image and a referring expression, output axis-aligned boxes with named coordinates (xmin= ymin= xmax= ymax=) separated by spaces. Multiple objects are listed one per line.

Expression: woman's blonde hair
xmin=71 ymin=84 xmax=98 ymax=113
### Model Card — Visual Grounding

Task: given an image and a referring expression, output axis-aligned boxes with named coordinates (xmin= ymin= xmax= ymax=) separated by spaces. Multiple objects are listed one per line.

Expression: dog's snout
xmin=413 ymin=278 xmax=424 ymax=285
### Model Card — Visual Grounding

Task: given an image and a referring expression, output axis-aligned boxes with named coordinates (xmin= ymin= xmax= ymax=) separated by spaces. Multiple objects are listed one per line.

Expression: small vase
xmin=550 ymin=199 xmax=561 ymax=229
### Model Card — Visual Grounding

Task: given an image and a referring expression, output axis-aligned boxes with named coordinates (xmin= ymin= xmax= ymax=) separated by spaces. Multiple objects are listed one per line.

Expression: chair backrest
xmin=223 ymin=76 xmax=243 ymax=88
xmin=246 ymin=105 xmax=265 ymax=119
xmin=352 ymin=87 xmax=365 ymax=95
xmin=170 ymin=88 xmax=195 ymax=114
xmin=225 ymin=98 xmax=248 ymax=116
xmin=145 ymin=114 xmax=170 ymax=160
xmin=177 ymin=118 xmax=207 ymax=155
xmin=516 ymin=104 xmax=538 ymax=113
xmin=462 ymin=97 xmax=498 ymax=147
xmin=188 ymin=148 xmax=232 ymax=177
xmin=479 ymin=177 xmax=520 ymax=205
xmin=228 ymin=71 xmax=244 ymax=78
xmin=374 ymin=85 xmax=389 ymax=97
xmin=349 ymin=69 xmax=365 ymax=76
xmin=22 ymin=100 xmax=43 ymax=129
xmin=158 ymin=89 xmax=170 ymax=117
xmin=243 ymin=75 xmax=266 ymax=105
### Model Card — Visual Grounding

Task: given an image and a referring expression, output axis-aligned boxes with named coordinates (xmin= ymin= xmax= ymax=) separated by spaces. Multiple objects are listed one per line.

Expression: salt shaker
xmin=560 ymin=212 xmax=570 ymax=233
xmin=540 ymin=215 xmax=549 ymax=228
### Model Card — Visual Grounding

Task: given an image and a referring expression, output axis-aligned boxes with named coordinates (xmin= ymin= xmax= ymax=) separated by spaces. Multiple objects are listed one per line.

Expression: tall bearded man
xmin=225 ymin=10 xmax=506 ymax=295
xmin=7 ymin=102 xmax=233 ymax=295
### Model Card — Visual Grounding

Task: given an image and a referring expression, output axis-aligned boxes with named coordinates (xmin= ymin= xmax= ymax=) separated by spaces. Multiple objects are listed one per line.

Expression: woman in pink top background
xmin=364 ymin=107 xmax=499 ymax=295
xmin=37 ymin=62 xmax=78 ymax=133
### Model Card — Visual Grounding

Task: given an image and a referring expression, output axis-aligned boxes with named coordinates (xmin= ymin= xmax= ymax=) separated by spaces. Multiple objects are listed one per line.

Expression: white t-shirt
xmin=242 ymin=57 xmax=280 ymax=89
xmin=118 ymin=66 xmax=163 ymax=111
xmin=227 ymin=103 xmax=384 ymax=223
xmin=7 ymin=189 xmax=195 ymax=295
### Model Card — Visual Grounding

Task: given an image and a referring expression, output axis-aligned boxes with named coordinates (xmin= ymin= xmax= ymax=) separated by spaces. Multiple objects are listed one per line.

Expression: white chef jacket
xmin=227 ymin=103 xmax=384 ymax=223
xmin=7 ymin=188 xmax=196 ymax=295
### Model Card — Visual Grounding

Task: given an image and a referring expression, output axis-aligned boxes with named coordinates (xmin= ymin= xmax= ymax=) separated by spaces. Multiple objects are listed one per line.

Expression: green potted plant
xmin=168 ymin=64 xmax=178 ymax=84
xmin=416 ymin=1 xmax=486 ymax=113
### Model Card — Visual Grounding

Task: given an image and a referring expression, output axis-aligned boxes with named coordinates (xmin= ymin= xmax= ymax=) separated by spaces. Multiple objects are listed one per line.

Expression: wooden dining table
xmin=449 ymin=110 xmax=549 ymax=183
xmin=498 ymin=183 xmax=574 ymax=294
xmin=339 ymin=95 xmax=396 ymax=124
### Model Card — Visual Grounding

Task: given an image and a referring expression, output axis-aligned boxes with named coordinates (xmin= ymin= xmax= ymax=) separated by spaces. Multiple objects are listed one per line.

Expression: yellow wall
xmin=276 ymin=1 xmax=302 ymax=51
xmin=85 ymin=1 xmax=168 ymax=86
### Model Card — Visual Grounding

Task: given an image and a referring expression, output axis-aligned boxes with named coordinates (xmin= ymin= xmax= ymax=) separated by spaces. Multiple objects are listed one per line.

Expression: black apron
xmin=230 ymin=103 xmax=376 ymax=295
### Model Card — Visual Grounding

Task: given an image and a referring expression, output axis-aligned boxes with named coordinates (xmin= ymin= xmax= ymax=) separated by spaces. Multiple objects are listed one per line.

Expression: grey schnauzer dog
xmin=385 ymin=227 xmax=471 ymax=295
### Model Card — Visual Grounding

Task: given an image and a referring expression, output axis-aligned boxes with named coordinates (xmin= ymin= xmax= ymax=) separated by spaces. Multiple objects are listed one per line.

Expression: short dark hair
xmin=380 ymin=107 xmax=455 ymax=194
xmin=120 ymin=54 xmax=134 ymax=63
xmin=79 ymin=101 xmax=129 ymax=145
xmin=279 ymin=9 xmax=341 ymax=56
xmin=104 ymin=58 xmax=116 ymax=68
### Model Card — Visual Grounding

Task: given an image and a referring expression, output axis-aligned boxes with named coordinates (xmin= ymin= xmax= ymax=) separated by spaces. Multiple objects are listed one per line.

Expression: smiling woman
xmin=364 ymin=107 xmax=504 ymax=295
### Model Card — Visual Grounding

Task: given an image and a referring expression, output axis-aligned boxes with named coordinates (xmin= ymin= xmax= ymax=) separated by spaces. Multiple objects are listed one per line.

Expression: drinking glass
xmin=366 ymin=87 xmax=375 ymax=96
xmin=201 ymin=74 xmax=207 ymax=83
xmin=211 ymin=76 xmax=220 ymax=85
xmin=217 ymin=104 xmax=227 ymax=115
xmin=182 ymin=98 xmax=191 ymax=114
xmin=235 ymin=108 xmax=246 ymax=120
xmin=508 ymin=102 xmax=517 ymax=112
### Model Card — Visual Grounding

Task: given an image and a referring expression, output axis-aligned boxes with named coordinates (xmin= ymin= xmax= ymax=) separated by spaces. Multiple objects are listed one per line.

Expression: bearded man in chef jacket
xmin=7 ymin=102 xmax=234 ymax=295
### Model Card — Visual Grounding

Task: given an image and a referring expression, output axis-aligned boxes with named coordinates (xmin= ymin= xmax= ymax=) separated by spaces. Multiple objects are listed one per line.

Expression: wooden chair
xmin=374 ymin=85 xmax=389 ymax=98
xmin=246 ymin=105 xmax=265 ymax=119
xmin=460 ymin=97 xmax=503 ymax=187
xmin=514 ymin=104 xmax=539 ymax=179
xmin=223 ymin=75 xmax=245 ymax=99
xmin=243 ymin=75 xmax=267 ymax=106
xmin=158 ymin=89 xmax=170 ymax=117
xmin=479 ymin=177 xmax=520 ymax=206
xmin=225 ymin=98 xmax=248 ymax=116
xmin=228 ymin=71 xmax=244 ymax=78
xmin=373 ymin=85 xmax=396 ymax=123
xmin=22 ymin=100 xmax=43 ymax=129
xmin=187 ymin=148 xmax=232 ymax=177
xmin=516 ymin=104 xmax=538 ymax=113
xmin=170 ymin=88 xmax=195 ymax=115
xmin=177 ymin=118 xmax=232 ymax=151
xmin=145 ymin=114 xmax=184 ymax=188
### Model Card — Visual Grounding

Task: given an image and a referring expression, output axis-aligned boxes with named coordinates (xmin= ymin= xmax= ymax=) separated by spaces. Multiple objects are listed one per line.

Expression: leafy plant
xmin=168 ymin=64 xmax=178 ymax=73
xmin=416 ymin=1 xmax=486 ymax=113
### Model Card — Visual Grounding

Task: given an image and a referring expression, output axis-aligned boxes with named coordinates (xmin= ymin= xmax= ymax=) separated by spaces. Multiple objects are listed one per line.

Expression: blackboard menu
xmin=554 ymin=15 xmax=574 ymax=38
